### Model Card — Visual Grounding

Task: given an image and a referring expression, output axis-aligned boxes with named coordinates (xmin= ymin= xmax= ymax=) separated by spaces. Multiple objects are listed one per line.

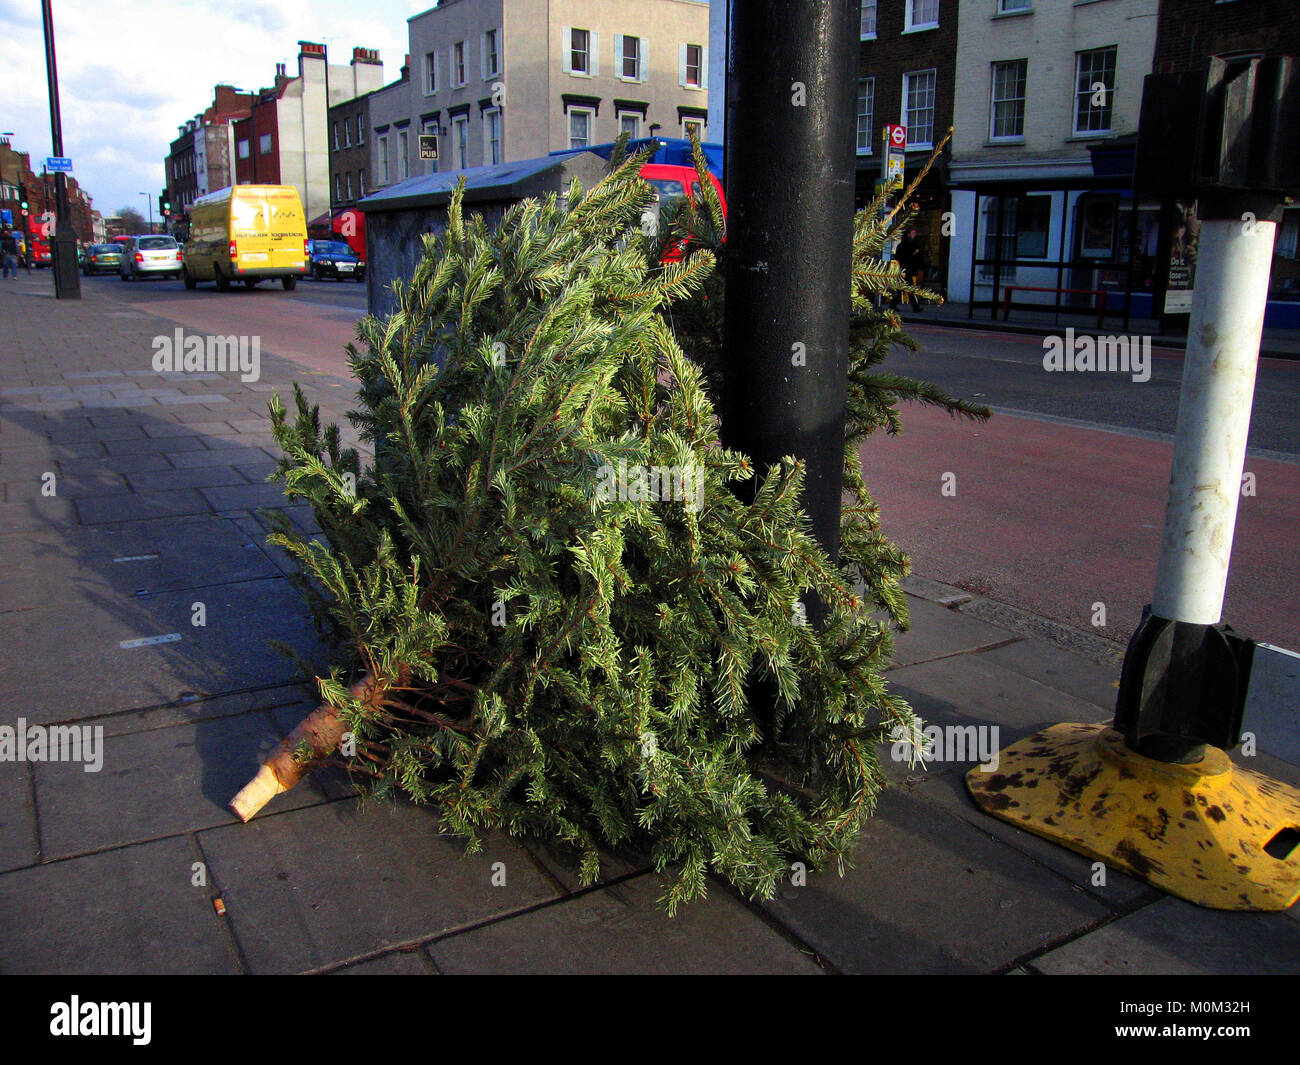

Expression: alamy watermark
xmin=0 ymin=719 xmax=104 ymax=772
xmin=1043 ymin=328 xmax=1151 ymax=383
xmin=151 ymin=327 xmax=261 ymax=383
xmin=50 ymin=997 xmax=150 ymax=1045
xmin=594 ymin=460 xmax=704 ymax=513
xmin=890 ymin=722 xmax=1000 ymax=772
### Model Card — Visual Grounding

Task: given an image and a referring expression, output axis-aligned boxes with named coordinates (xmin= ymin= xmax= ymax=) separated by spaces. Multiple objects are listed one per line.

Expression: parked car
xmin=119 ymin=235 xmax=183 ymax=281
xmin=639 ymin=164 xmax=727 ymax=262
xmin=308 ymin=239 xmax=365 ymax=282
xmin=83 ymin=243 xmax=124 ymax=275
xmin=183 ymin=184 xmax=308 ymax=291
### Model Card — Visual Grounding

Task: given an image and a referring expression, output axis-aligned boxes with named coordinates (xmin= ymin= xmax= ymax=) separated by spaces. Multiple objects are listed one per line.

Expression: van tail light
xmin=303 ymin=239 xmax=310 ymax=257
xmin=134 ymin=252 xmax=144 ymax=262
xmin=229 ymin=240 xmax=238 ymax=259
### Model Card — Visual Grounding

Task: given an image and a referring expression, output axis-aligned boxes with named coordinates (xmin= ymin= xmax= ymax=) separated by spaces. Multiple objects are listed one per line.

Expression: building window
xmin=682 ymin=117 xmax=703 ymax=141
xmin=422 ymin=118 xmax=439 ymax=173
xmin=990 ymin=60 xmax=1027 ymax=140
xmin=425 ymin=51 xmax=438 ymax=95
xmin=571 ymin=28 xmax=591 ymax=74
xmin=905 ymin=0 xmax=940 ymax=31
xmin=619 ymin=111 xmax=641 ymax=139
xmin=335 ymin=173 xmax=343 ymax=201
xmin=860 ymin=0 xmax=877 ymax=38
xmin=398 ymin=131 xmax=409 ymax=179
xmin=453 ymin=114 xmax=469 ymax=169
xmin=569 ymin=108 xmax=592 ymax=149
xmin=453 ymin=41 xmax=467 ymax=87
xmin=358 ymin=113 xmax=366 ymax=144
xmin=359 ymin=170 xmax=366 ymax=197
xmin=483 ymin=29 xmax=499 ymax=78
xmin=621 ymin=35 xmax=642 ymax=80
xmin=377 ymin=134 xmax=389 ymax=184
xmin=856 ymin=77 xmax=875 ymax=155
xmin=682 ymin=43 xmax=704 ymax=88
xmin=485 ymin=108 xmax=502 ymax=165
xmin=902 ymin=69 xmax=936 ymax=149
xmin=979 ymin=196 xmax=1017 ymax=281
xmin=343 ymin=118 xmax=351 ymax=147
xmin=332 ymin=121 xmax=339 ymax=150
xmin=1016 ymin=194 xmax=1051 ymax=258
xmin=998 ymin=0 xmax=1031 ymax=12
xmin=345 ymin=172 xmax=352 ymax=200
xmin=258 ymin=133 xmax=272 ymax=154
xmin=1075 ymin=46 xmax=1117 ymax=135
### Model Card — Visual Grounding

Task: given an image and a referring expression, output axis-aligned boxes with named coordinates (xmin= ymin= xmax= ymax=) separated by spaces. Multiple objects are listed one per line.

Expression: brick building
xmin=856 ymin=1 xmax=959 ymax=287
xmin=165 ymin=85 xmax=255 ymax=232
xmin=0 ymin=138 xmax=95 ymax=255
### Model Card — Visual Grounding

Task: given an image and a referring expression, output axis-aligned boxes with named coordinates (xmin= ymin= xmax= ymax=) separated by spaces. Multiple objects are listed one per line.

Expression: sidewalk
xmin=903 ymin=299 xmax=1300 ymax=360
xmin=0 ymin=272 xmax=1296 ymax=974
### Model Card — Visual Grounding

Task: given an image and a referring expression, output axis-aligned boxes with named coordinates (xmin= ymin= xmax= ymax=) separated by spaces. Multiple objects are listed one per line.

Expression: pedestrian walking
xmin=1 ymin=233 xmax=17 ymax=280
xmin=891 ymin=227 xmax=929 ymax=313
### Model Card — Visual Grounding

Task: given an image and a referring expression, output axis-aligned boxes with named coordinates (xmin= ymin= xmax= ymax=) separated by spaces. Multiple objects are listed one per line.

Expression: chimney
xmin=351 ymin=47 xmax=380 ymax=66
xmin=401 ymin=53 xmax=410 ymax=80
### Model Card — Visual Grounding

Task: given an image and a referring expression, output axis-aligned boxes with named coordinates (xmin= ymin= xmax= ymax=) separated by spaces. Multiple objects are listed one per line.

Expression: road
xmin=84 ymin=273 xmax=1300 ymax=651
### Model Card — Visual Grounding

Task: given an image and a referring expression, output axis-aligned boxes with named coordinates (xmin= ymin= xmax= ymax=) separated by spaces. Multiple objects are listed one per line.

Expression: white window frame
xmin=680 ymin=43 xmax=706 ymax=89
xmin=357 ymin=113 xmax=365 ymax=144
xmin=997 ymin=0 xmax=1032 ymax=12
xmin=682 ymin=117 xmax=704 ymax=141
xmin=564 ymin=27 xmax=598 ymax=77
xmin=421 ymin=118 xmax=439 ymax=173
xmin=452 ymin=114 xmax=469 ymax=169
xmin=377 ymin=134 xmax=389 ymax=184
xmin=332 ymin=121 xmax=339 ymax=150
xmin=484 ymin=108 xmax=502 ymax=165
xmin=425 ymin=51 xmax=439 ymax=95
xmin=1074 ymin=46 xmax=1117 ymax=136
xmin=358 ymin=169 xmax=366 ymax=197
xmin=343 ymin=118 xmax=351 ymax=148
xmin=398 ymin=130 xmax=409 ymax=180
xmin=618 ymin=110 xmax=641 ymax=139
xmin=616 ymin=34 xmax=645 ymax=82
xmin=902 ymin=69 xmax=937 ymax=149
xmin=452 ymin=41 xmax=467 ymax=87
xmin=258 ymin=132 xmax=272 ymax=155
xmin=482 ymin=28 xmax=500 ymax=79
xmin=990 ymin=59 xmax=1027 ymax=141
xmin=904 ymin=0 xmax=940 ymax=32
xmin=856 ymin=77 xmax=875 ymax=155
xmin=860 ymin=0 xmax=878 ymax=39
xmin=345 ymin=172 xmax=352 ymax=200
xmin=568 ymin=106 xmax=594 ymax=149
xmin=335 ymin=173 xmax=342 ymax=201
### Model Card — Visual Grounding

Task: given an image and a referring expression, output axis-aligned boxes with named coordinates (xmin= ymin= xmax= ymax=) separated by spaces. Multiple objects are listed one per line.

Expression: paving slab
xmin=898 ymin=763 xmax=1161 ymax=909
xmin=760 ymin=788 xmax=1109 ymax=973
xmin=0 ymin=577 xmax=324 ymax=724
xmin=888 ymin=595 xmax=1018 ymax=669
xmin=169 ymin=445 xmax=276 ymax=469
xmin=1030 ymin=896 xmax=1300 ymax=974
xmin=0 ymin=515 xmax=281 ymax=611
xmin=198 ymin=798 xmax=561 ymax=974
xmin=331 ymin=950 xmax=432 ymax=974
xmin=0 ymin=835 xmax=241 ymax=974
xmin=200 ymin=482 xmax=292 ymax=511
xmin=429 ymin=873 xmax=825 ymax=974
xmin=0 ymin=758 xmax=37 ymax=874
xmin=33 ymin=709 xmax=348 ymax=861
xmin=975 ymin=637 xmax=1121 ymax=713
xmin=76 ymin=487 xmax=212 ymax=524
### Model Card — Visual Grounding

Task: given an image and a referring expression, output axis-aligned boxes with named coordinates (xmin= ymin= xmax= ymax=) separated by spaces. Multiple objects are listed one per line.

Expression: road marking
xmin=112 ymin=553 xmax=159 ymax=563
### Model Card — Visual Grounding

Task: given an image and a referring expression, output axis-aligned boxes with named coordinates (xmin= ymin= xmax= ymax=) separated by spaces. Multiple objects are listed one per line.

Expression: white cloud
xmin=0 ymin=0 xmax=412 ymax=220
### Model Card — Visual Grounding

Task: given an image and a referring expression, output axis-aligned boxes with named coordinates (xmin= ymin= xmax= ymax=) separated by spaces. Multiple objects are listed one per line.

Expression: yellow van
xmin=183 ymin=184 xmax=308 ymax=291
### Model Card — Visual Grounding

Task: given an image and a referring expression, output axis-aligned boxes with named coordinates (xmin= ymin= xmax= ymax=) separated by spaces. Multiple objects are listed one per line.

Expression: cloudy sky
xmin=0 ymin=0 xmax=419 ymax=219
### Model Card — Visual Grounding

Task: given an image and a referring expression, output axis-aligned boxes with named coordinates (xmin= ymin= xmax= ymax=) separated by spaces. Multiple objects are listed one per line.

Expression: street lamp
xmin=139 ymin=191 xmax=153 ymax=234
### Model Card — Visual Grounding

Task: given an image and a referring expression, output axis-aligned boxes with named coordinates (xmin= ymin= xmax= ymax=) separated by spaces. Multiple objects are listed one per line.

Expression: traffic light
xmin=18 ymin=183 xmax=28 ymax=212
xmin=160 ymin=193 xmax=171 ymax=217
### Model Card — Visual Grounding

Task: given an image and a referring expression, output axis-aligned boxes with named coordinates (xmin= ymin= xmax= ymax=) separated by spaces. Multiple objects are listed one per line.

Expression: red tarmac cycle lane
xmin=857 ymin=403 xmax=1299 ymax=651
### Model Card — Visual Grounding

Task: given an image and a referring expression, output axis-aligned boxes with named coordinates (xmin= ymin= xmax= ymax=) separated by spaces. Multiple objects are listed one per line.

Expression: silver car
xmin=119 ymin=235 xmax=183 ymax=281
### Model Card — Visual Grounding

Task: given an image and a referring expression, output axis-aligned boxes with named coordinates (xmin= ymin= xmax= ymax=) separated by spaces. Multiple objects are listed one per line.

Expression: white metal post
xmin=1151 ymin=216 xmax=1277 ymax=625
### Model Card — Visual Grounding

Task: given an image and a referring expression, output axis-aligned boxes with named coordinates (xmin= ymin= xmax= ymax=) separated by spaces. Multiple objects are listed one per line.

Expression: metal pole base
xmin=966 ymin=723 xmax=1300 ymax=911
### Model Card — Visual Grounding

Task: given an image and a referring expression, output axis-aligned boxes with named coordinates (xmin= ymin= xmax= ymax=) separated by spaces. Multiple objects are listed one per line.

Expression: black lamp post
xmin=40 ymin=0 xmax=79 ymax=298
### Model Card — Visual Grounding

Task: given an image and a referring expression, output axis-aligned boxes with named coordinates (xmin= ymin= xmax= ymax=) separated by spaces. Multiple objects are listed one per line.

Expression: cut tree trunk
xmin=229 ymin=673 xmax=375 ymax=822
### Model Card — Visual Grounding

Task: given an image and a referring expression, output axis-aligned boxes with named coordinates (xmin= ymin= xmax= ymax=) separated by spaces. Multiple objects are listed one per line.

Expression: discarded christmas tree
xmin=231 ymin=142 xmax=988 ymax=911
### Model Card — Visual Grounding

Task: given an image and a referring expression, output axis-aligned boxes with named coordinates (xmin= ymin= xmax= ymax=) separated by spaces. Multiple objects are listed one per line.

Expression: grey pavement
xmin=0 ymin=271 xmax=1296 ymax=975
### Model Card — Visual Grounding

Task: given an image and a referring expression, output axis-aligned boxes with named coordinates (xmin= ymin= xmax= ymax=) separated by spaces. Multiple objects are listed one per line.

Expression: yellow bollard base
xmin=965 ymin=723 xmax=1300 ymax=912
